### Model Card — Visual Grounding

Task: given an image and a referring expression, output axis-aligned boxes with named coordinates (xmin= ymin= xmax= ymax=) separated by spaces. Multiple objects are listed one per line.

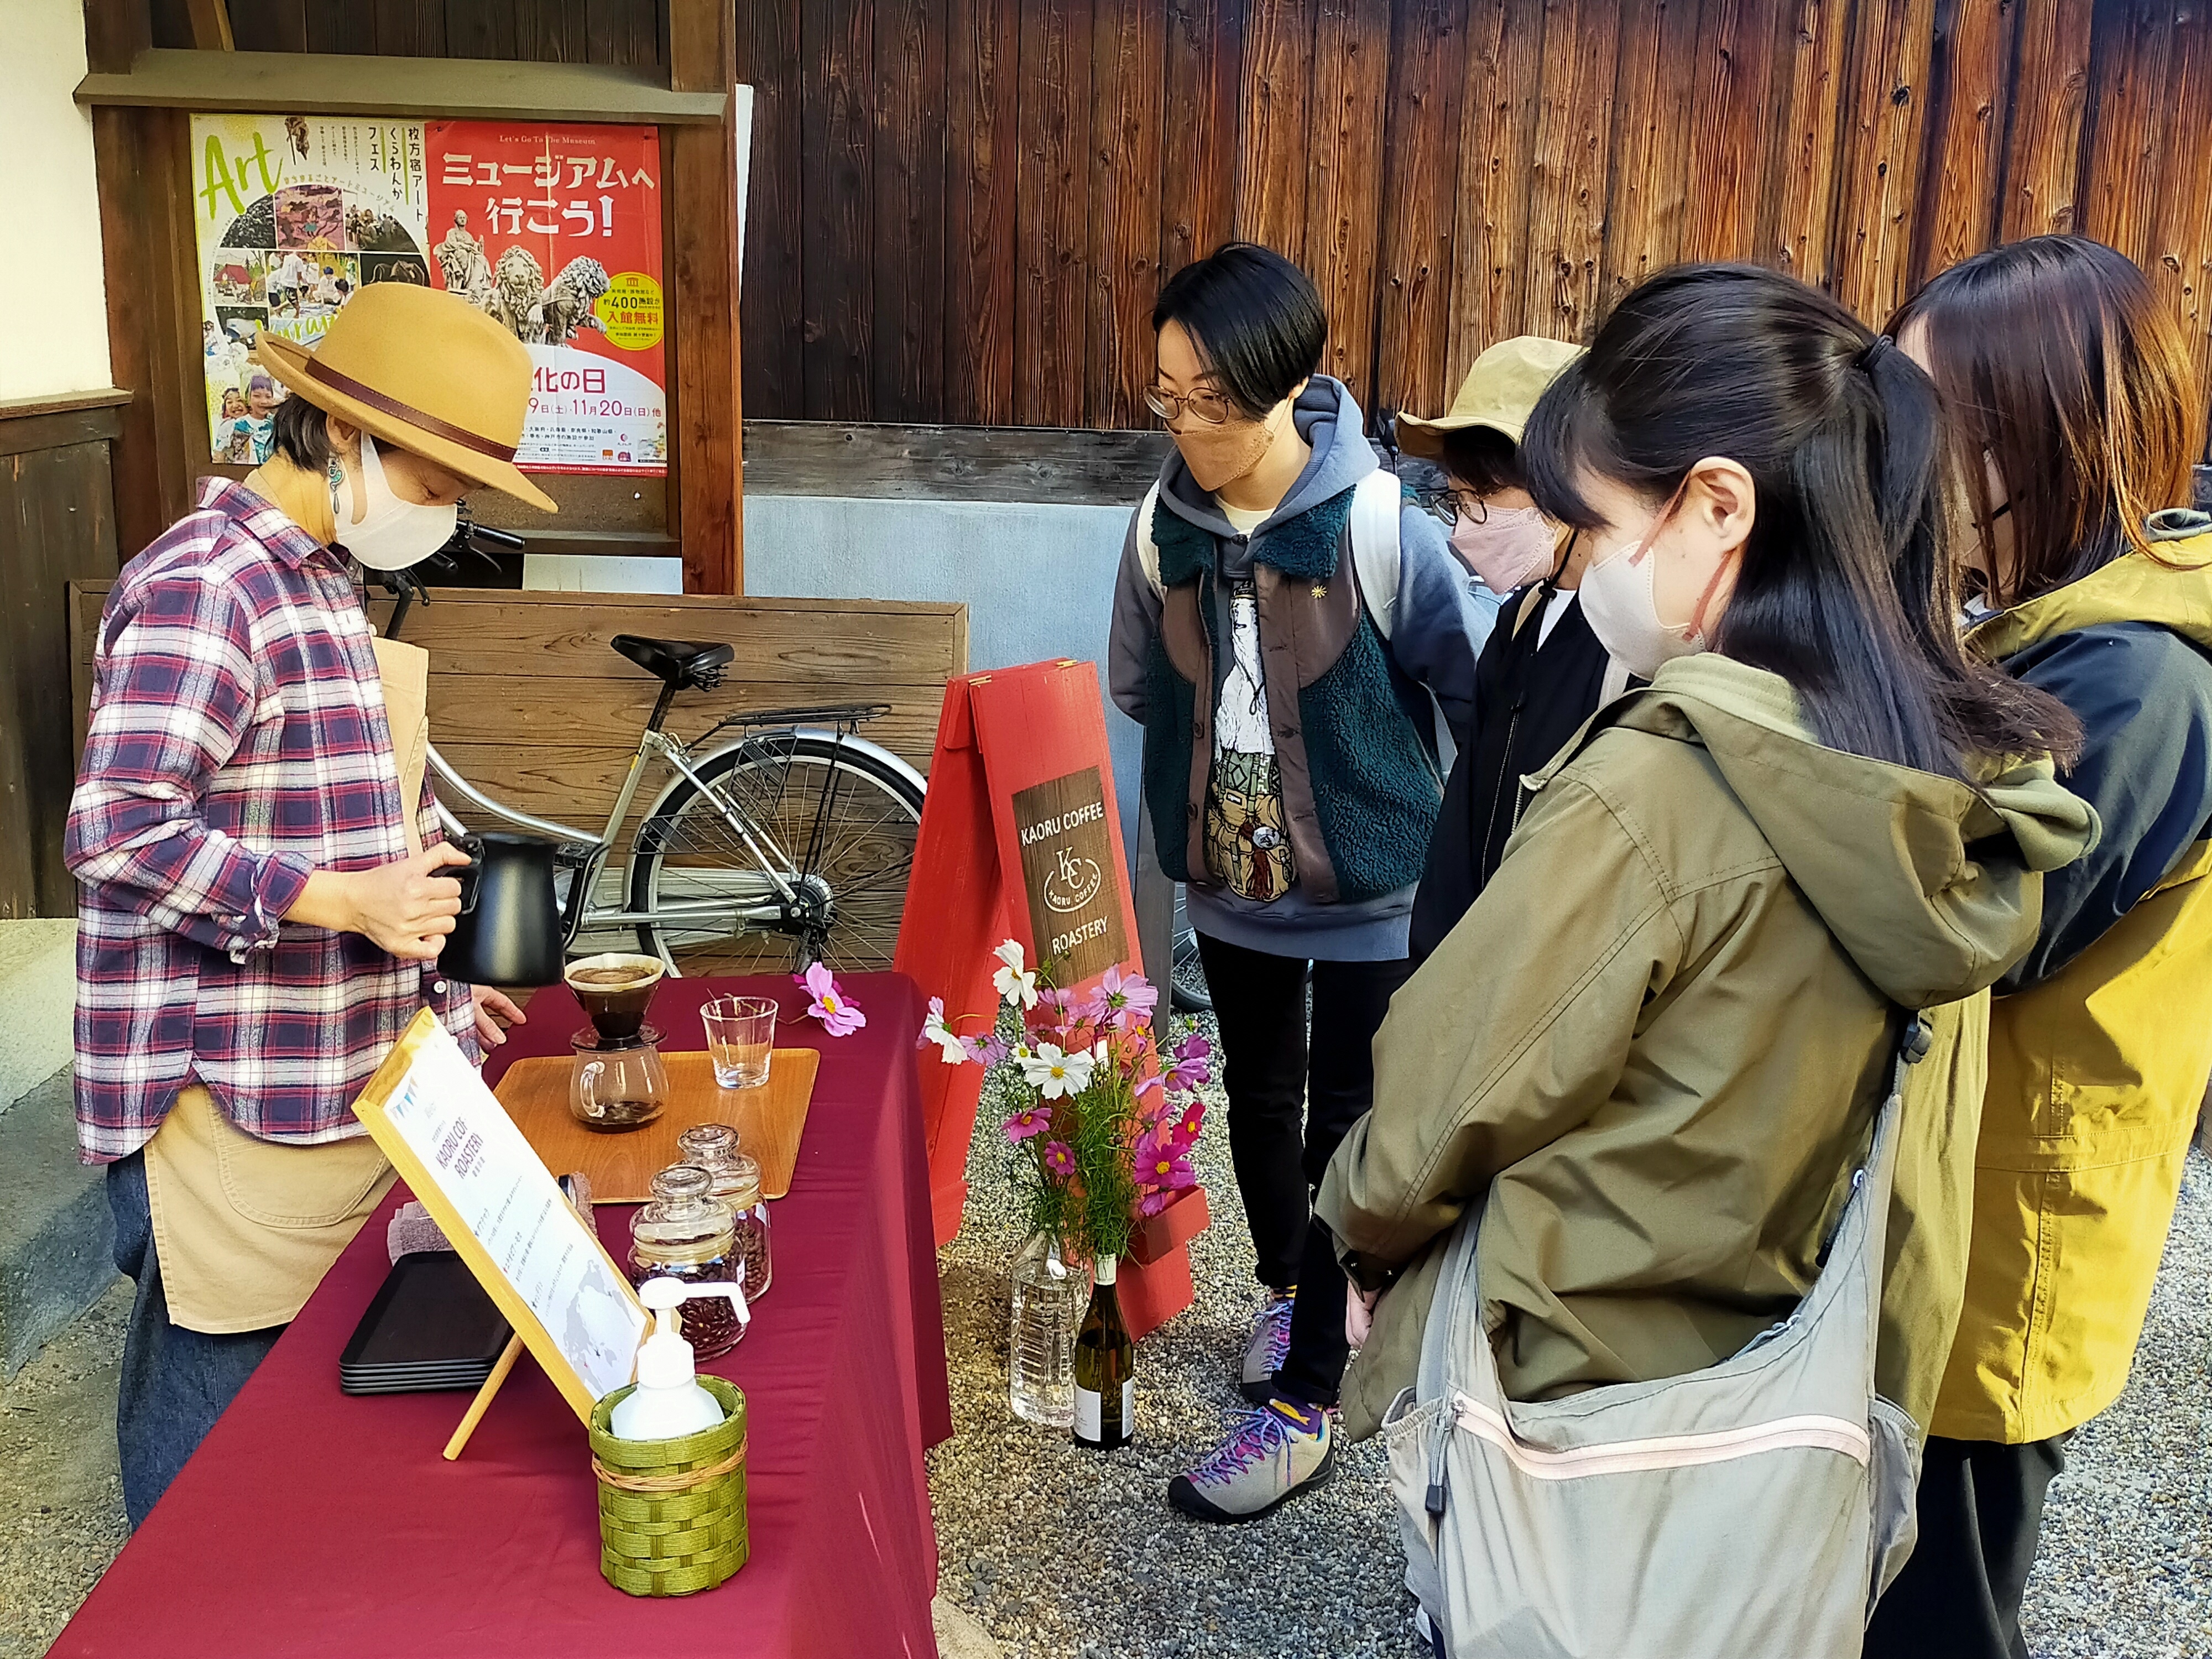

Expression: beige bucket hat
xmin=253 ymin=283 xmax=556 ymax=513
xmin=1396 ymin=335 xmax=1585 ymax=460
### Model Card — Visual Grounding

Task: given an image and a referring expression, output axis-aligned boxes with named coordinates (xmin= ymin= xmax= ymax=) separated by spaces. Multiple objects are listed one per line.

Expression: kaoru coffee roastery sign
xmin=1012 ymin=768 xmax=1127 ymax=984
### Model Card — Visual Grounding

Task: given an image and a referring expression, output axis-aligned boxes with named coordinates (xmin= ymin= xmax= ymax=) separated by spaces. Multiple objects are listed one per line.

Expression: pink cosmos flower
xmin=963 ymin=1032 xmax=1009 ymax=1067
xmin=1004 ymin=1107 xmax=1052 ymax=1144
xmin=1094 ymin=963 xmax=1160 ymax=1030
xmin=1133 ymin=1130 xmax=1195 ymax=1196
xmin=1042 ymin=1140 xmax=1077 ymax=1179
xmin=800 ymin=961 xmax=867 ymax=1037
xmin=1167 ymin=1030 xmax=1213 ymax=1091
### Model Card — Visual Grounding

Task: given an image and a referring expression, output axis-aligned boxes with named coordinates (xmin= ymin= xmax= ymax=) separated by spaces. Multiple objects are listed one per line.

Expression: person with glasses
xmin=1105 ymin=242 xmax=1491 ymax=1522
xmin=1392 ymin=337 xmax=1637 ymax=966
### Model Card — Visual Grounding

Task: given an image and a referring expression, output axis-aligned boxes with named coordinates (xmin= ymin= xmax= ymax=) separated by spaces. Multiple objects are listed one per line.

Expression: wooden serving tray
xmin=492 ymin=1048 xmax=821 ymax=1203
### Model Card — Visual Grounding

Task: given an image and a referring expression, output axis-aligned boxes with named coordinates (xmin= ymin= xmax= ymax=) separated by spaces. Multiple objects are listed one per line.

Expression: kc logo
xmin=1042 ymin=844 xmax=1103 ymax=914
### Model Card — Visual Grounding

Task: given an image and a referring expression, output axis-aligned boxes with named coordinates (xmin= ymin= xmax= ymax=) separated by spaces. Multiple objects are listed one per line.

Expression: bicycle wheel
xmin=628 ymin=733 xmax=925 ymax=978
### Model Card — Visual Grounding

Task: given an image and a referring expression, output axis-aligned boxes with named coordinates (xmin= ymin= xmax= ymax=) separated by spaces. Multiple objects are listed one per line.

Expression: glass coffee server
xmin=379 ymin=560 xmax=926 ymax=978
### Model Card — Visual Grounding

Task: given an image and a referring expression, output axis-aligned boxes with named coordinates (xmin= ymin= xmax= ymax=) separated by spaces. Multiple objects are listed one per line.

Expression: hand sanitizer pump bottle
xmin=611 ymin=1276 xmax=750 ymax=1441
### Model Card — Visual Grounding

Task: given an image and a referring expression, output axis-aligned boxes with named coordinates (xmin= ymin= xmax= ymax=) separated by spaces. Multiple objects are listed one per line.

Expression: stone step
xmin=0 ymin=1067 xmax=118 ymax=1379
xmin=0 ymin=919 xmax=75 ymax=1116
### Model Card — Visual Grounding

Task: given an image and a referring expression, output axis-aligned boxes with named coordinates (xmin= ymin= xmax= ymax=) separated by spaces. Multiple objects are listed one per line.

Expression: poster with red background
xmin=424 ymin=121 xmax=666 ymax=476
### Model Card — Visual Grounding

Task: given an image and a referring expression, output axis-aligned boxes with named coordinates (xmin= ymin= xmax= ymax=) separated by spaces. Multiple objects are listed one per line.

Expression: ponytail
xmin=1523 ymin=263 xmax=2080 ymax=777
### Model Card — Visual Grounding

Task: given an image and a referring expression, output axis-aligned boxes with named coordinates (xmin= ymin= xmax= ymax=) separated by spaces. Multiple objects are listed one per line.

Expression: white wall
xmin=1 ymin=0 xmax=111 ymax=400
xmin=742 ymin=493 xmax=1147 ymax=842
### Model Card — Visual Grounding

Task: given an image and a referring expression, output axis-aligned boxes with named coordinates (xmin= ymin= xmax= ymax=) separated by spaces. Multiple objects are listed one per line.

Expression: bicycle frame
xmin=429 ymin=719 xmax=917 ymax=953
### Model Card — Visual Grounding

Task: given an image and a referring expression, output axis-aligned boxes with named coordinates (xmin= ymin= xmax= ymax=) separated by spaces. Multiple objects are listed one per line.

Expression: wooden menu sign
xmin=1013 ymin=767 xmax=1127 ymax=983
xmin=894 ymin=660 xmax=1196 ymax=1339
xmin=351 ymin=1010 xmax=649 ymax=1423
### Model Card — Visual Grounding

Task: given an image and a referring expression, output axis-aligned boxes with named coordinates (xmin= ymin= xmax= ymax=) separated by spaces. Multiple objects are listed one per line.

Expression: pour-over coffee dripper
xmin=565 ymin=954 xmax=670 ymax=1131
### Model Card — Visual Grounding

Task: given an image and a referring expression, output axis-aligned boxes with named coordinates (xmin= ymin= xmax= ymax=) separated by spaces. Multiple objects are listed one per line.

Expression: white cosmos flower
xmin=1017 ymin=1042 xmax=1097 ymax=1100
xmin=920 ymin=998 xmax=968 ymax=1065
xmin=993 ymin=940 xmax=1039 ymax=1010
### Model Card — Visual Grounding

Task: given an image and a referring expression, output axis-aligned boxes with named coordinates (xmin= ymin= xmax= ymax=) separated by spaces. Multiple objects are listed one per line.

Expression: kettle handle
xmin=450 ymin=833 xmax=485 ymax=917
xmin=578 ymin=1060 xmax=607 ymax=1119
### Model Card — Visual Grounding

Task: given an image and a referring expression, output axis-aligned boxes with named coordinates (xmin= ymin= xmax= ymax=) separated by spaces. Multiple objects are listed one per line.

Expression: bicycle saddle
xmin=611 ymin=634 xmax=735 ymax=690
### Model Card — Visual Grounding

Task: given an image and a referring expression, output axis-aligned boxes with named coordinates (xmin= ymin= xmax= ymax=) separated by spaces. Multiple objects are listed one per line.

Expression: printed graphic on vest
xmin=1013 ymin=768 xmax=1128 ymax=984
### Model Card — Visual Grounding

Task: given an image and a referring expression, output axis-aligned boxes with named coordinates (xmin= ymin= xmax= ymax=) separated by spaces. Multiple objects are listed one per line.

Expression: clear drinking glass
xmin=701 ymin=995 xmax=776 ymax=1088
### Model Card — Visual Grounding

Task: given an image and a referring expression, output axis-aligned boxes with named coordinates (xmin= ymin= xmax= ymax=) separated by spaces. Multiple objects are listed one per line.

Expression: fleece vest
xmin=1140 ymin=482 xmax=1442 ymax=904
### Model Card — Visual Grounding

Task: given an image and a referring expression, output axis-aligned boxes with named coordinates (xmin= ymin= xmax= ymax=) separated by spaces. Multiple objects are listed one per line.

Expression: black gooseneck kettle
xmin=442 ymin=831 xmax=564 ymax=987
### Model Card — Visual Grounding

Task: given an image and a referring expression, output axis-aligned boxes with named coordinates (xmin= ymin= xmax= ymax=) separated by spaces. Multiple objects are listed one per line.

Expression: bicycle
xmin=379 ymin=515 xmax=927 ymax=978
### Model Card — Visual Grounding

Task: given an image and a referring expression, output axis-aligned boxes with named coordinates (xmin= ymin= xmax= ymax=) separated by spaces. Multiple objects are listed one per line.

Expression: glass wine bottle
xmin=1072 ymin=1255 xmax=1134 ymax=1450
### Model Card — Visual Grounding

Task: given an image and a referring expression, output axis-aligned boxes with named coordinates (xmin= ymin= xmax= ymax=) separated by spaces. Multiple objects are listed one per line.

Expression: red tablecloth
xmin=51 ymin=973 xmax=952 ymax=1659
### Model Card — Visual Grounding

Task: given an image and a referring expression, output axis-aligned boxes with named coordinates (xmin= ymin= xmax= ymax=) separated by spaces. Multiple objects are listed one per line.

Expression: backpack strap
xmin=1348 ymin=468 xmax=1403 ymax=640
xmin=1600 ymin=655 xmax=1632 ymax=704
xmin=1136 ymin=481 xmax=1166 ymax=599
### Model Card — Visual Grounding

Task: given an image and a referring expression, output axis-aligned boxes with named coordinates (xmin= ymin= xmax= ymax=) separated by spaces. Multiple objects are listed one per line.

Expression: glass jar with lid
xmin=676 ymin=1123 xmax=773 ymax=1304
xmin=627 ymin=1163 xmax=744 ymax=1358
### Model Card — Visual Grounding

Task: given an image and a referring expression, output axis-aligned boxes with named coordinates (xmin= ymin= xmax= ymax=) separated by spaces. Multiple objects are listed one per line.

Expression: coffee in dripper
xmin=566 ymin=954 xmax=670 ymax=1131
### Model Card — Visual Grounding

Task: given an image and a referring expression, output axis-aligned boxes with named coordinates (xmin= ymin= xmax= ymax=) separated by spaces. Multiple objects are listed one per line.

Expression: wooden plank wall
xmin=725 ymin=0 xmax=2212 ymax=428
xmin=2 ymin=399 xmax=127 ymax=918
xmin=200 ymin=0 xmax=664 ymax=62
xmin=70 ymin=584 xmax=966 ymax=855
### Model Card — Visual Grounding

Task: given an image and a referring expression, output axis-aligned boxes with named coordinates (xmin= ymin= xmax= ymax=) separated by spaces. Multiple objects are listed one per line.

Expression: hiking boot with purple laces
xmin=1240 ymin=1293 xmax=1295 ymax=1403
xmin=1167 ymin=1397 xmax=1335 ymax=1523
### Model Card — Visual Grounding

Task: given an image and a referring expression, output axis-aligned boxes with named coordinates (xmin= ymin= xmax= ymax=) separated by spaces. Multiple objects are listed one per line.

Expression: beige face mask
xmin=1175 ymin=401 xmax=1287 ymax=495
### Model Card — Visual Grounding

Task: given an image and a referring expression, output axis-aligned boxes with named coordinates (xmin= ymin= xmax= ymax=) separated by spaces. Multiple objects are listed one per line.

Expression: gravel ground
xmin=0 ymin=1277 xmax=129 ymax=1658
xmin=2023 ymin=1146 xmax=2212 ymax=1659
xmin=926 ymin=1013 xmax=2212 ymax=1658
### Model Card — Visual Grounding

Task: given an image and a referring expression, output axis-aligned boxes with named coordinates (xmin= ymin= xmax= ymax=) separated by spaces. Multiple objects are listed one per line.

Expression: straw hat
xmin=253 ymin=284 xmax=556 ymax=513
xmin=1395 ymin=336 xmax=1584 ymax=461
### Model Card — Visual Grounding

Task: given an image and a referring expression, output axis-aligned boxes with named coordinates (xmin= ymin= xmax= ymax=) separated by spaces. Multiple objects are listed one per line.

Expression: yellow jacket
xmin=1934 ymin=530 xmax=2212 ymax=1443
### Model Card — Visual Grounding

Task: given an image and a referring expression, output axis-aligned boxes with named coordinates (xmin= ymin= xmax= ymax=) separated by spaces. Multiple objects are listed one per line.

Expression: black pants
xmin=1196 ymin=932 xmax=1410 ymax=1408
xmin=1863 ymin=1433 xmax=2070 ymax=1659
xmin=108 ymin=1151 xmax=285 ymax=1528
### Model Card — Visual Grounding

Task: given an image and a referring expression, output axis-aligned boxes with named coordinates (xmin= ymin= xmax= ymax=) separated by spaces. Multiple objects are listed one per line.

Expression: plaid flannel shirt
xmin=67 ymin=478 xmax=477 ymax=1162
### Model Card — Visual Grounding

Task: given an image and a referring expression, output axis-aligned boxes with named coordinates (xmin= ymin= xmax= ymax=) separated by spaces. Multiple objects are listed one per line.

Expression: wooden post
xmin=667 ymin=0 xmax=744 ymax=594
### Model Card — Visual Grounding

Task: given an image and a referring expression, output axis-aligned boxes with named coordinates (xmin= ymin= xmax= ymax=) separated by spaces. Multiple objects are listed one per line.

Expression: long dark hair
xmin=1524 ymin=262 xmax=2080 ymax=776
xmin=1888 ymin=235 xmax=2204 ymax=606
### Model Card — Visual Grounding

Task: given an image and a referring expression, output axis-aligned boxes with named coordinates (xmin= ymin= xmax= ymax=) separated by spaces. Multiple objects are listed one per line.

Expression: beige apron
xmin=143 ymin=636 xmax=431 ymax=1332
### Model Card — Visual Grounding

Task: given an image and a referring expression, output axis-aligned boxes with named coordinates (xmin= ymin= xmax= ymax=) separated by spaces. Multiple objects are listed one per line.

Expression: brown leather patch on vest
xmin=1252 ymin=552 xmax=1360 ymax=906
xmin=1164 ymin=583 xmax=1215 ymax=882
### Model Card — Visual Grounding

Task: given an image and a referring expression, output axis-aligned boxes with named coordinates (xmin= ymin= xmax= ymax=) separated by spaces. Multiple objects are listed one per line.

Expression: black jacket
xmin=1409 ymin=583 xmax=1621 ymax=963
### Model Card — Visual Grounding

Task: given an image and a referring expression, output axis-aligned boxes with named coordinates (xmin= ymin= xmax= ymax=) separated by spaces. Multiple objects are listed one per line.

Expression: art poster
xmin=192 ymin=114 xmax=431 ymax=465
xmin=190 ymin=114 xmax=667 ymax=476
xmin=424 ymin=121 xmax=668 ymax=475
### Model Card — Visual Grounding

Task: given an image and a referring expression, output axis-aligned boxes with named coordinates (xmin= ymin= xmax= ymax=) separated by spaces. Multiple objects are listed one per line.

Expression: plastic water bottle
xmin=1008 ymin=1233 xmax=1091 ymax=1428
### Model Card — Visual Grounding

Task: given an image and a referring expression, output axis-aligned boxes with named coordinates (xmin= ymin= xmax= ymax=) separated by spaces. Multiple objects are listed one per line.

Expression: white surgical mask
xmin=1577 ymin=489 xmax=1734 ymax=679
xmin=333 ymin=433 xmax=459 ymax=571
xmin=1449 ymin=505 xmax=1557 ymax=596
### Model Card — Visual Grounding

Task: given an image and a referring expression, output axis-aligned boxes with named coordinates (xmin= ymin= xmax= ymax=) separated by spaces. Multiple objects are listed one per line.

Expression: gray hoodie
xmin=1107 ymin=377 xmax=1499 ymax=961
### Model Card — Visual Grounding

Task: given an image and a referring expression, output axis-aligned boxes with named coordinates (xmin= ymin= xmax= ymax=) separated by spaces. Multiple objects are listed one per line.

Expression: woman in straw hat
xmin=65 ymin=284 xmax=553 ymax=1524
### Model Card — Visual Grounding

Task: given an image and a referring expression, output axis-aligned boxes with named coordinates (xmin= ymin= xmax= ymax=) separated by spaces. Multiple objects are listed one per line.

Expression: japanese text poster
xmin=190 ymin=114 xmax=667 ymax=476
xmin=192 ymin=114 xmax=430 ymax=464
xmin=425 ymin=121 xmax=667 ymax=475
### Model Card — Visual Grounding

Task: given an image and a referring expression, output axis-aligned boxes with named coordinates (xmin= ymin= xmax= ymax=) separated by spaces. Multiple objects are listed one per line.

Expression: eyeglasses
xmin=1413 ymin=488 xmax=1489 ymax=528
xmin=1144 ymin=383 xmax=1237 ymax=427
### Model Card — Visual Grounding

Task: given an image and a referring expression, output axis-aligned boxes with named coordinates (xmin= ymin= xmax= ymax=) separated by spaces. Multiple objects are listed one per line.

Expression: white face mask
xmin=1577 ymin=490 xmax=1734 ymax=679
xmin=1449 ymin=505 xmax=1557 ymax=596
xmin=333 ymin=434 xmax=459 ymax=571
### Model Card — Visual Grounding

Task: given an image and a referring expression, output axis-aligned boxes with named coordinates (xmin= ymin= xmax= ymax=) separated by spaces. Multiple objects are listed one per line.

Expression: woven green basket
xmin=587 ymin=1376 xmax=749 ymax=1597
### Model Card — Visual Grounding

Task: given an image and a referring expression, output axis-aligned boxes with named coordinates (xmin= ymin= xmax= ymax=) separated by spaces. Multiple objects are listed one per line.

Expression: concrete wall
xmin=1 ymin=0 xmax=110 ymax=400
xmin=744 ymin=494 xmax=1147 ymax=843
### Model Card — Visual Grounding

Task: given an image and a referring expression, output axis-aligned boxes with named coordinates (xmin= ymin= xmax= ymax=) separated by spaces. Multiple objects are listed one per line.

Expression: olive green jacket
xmin=1317 ymin=654 xmax=2096 ymax=1442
